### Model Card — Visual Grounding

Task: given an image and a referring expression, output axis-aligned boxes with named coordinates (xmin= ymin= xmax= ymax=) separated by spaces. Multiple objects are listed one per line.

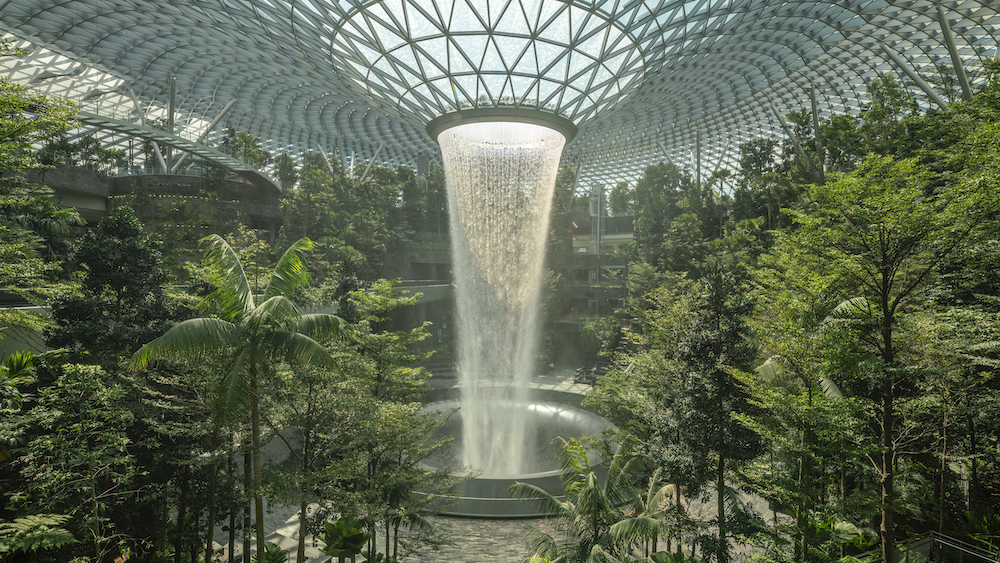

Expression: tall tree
xmin=773 ymin=153 xmax=997 ymax=561
xmin=674 ymin=267 xmax=762 ymax=563
xmin=129 ymin=235 xmax=343 ymax=557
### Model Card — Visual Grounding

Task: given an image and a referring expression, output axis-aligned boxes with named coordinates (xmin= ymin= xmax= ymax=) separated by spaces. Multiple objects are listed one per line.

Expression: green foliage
xmin=509 ymin=439 xmax=651 ymax=563
xmin=5 ymin=363 xmax=137 ymax=561
xmin=251 ymin=541 xmax=289 ymax=563
xmin=0 ymin=40 xmax=75 ymax=175
xmin=579 ymin=315 xmax=619 ymax=363
xmin=0 ymin=514 xmax=77 ymax=556
xmin=318 ymin=516 xmax=371 ymax=561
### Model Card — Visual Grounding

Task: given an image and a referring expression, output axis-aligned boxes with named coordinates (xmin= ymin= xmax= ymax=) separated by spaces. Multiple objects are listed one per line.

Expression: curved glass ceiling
xmin=331 ymin=0 xmax=648 ymax=124
xmin=2 ymin=0 xmax=1000 ymax=187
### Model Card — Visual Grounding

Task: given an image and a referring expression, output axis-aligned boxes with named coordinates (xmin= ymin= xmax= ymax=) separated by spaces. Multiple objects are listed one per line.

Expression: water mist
xmin=437 ymin=121 xmax=566 ymax=476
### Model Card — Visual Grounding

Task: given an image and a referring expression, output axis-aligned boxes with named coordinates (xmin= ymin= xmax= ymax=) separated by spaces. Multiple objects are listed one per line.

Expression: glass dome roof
xmin=2 ymin=0 xmax=999 ymax=186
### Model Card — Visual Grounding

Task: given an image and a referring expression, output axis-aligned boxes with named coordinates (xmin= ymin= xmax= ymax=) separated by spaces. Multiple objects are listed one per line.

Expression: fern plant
xmin=250 ymin=541 xmax=288 ymax=563
xmin=0 ymin=514 xmax=77 ymax=560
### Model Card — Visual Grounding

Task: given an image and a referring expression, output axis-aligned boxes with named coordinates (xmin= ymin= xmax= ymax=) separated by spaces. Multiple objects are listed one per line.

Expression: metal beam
xmin=77 ymin=110 xmax=281 ymax=192
xmin=810 ymin=85 xmax=825 ymax=180
xmin=166 ymin=76 xmax=175 ymax=167
xmin=359 ymin=142 xmax=385 ymax=183
xmin=171 ymin=99 xmax=236 ymax=173
xmin=318 ymin=145 xmax=335 ymax=174
xmin=128 ymin=87 xmax=167 ymax=172
xmin=770 ymin=102 xmax=818 ymax=178
xmin=879 ymin=42 xmax=948 ymax=109
xmin=656 ymin=138 xmax=676 ymax=166
xmin=937 ymin=5 xmax=973 ymax=101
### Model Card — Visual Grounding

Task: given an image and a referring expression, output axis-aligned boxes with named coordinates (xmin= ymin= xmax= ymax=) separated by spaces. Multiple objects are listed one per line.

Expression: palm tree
xmin=129 ymin=235 xmax=342 ymax=557
xmin=508 ymin=438 xmax=647 ymax=563
xmin=608 ymin=468 xmax=681 ymax=558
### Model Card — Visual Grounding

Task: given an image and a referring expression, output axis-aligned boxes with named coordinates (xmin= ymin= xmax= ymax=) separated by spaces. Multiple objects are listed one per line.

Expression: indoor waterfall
xmin=438 ymin=120 xmax=566 ymax=476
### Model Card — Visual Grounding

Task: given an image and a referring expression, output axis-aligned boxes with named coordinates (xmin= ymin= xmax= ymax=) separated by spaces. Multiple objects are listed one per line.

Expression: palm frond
xmin=291 ymin=313 xmax=344 ymax=342
xmin=606 ymin=454 xmax=645 ymax=507
xmin=247 ymin=296 xmax=302 ymax=328
xmin=214 ymin=347 xmax=252 ymax=423
xmin=508 ymin=482 xmax=569 ymax=517
xmin=268 ymin=331 xmax=335 ymax=368
xmin=265 ymin=237 xmax=313 ymax=299
xmin=523 ymin=527 xmax=561 ymax=562
xmin=754 ymin=356 xmax=793 ymax=386
xmin=201 ymin=234 xmax=254 ymax=318
xmin=129 ymin=318 xmax=239 ymax=370
xmin=825 ymin=296 xmax=871 ymax=322
xmin=609 ymin=516 xmax=662 ymax=544
xmin=584 ymin=544 xmax=616 ymax=563
xmin=722 ymin=485 xmax=746 ymax=516
xmin=559 ymin=438 xmax=591 ymax=490
xmin=819 ymin=376 xmax=844 ymax=398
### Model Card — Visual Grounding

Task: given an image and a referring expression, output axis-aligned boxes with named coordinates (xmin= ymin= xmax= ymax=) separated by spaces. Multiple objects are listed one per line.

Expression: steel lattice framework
xmin=2 ymin=0 xmax=1000 ymax=187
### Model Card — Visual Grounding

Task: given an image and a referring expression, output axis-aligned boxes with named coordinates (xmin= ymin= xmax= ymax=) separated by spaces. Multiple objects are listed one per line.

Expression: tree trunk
xmin=176 ymin=465 xmax=189 ymax=563
xmin=880 ymin=291 xmax=896 ymax=563
xmin=969 ymin=414 xmax=978 ymax=511
xmin=880 ymin=373 xmax=895 ymax=563
xmin=939 ymin=403 xmax=947 ymax=533
xmin=298 ymin=429 xmax=311 ymax=563
xmin=798 ymin=429 xmax=812 ymax=562
xmin=206 ymin=427 xmax=219 ymax=563
xmin=250 ymin=364 xmax=267 ymax=558
xmin=717 ymin=453 xmax=727 ymax=563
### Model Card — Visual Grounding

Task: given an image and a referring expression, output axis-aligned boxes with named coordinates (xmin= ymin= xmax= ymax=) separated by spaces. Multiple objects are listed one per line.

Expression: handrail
xmin=931 ymin=532 xmax=1000 ymax=563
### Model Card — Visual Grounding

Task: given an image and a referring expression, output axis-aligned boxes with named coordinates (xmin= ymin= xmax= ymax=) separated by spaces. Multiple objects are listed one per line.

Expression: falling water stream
xmin=437 ymin=121 xmax=566 ymax=476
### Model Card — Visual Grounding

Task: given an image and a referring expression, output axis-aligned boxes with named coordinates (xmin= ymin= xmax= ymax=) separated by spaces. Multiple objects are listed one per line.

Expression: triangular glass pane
xmin=510 ymin=74 xmax=533 ymax=102
xmin=603 ymin=50 xmax=628 ymax=74
xmin=365 ymin=3 xmax=393 ymax=27
xmin=535 ymin=40 xmax=563 ymax=74
xmin=482 ymin=38 xmax=504 ymax=71
xmin=373 ymin=55 xmax=395 ymax=77
xmin=495 ymin=36 xmax=528 ymax=69
xmin=405 ymin=1 xmax=440 ymax=38
xmin=562 ymin=88 xmax=583 ymax=108
xmin=568 ymin=5 xmax=584 ymax=40
xmin=430 ymin=77 xmax=458 ymax=108
xmin=605 ymin=24 xmax=622 ymax=50
xmin=577 ymin=29 xmax=604 ymax=59
xmin=592 ymin=64 xmax=613 ymax=88
xmin=567 ymin=51 xmax=594 ymax=81
xmin=413 ymin=82 xmax=436 ymax=105
xmin=358 ymin=43 xmax=382 ymax=65
xmin=391 ymin=44 xmax=420 ymax=75
xmin=348 ymin=59 xmax=370 ymax=79
xmin=455 ymin=73 xmax=478 ymax=104
xmin=577 ymin=10 xmax=603 ymax=43
xmin=449 ymin=0 xmax=482 ymax=32
xmin=372 ymin=18 xmax=406 ymax=50
xmin=520 ymin=79 xmax=539 ymax=106
xmin=520 ymin=0 xmax=542 ymax=31
xmin=536 ymin=0 xmax=560 ymax=33
xmin=381 ymin=0 xmax=405 ymax=27
xmin=417 ymin=36 xmax=448 ymax=64
xmin=460 ymin=34 xmax=489 ymax=67
xmin=513 ymin=42 xmax=537 ymax=75
xmin=498 ymin=78 xmax=514 ymax=104
xmin=415 ymin=46 xmax=445 ymax=78
xmin=448 ymin=39 xmax=476 ymax=73
xmin=537 ymin=79 xmax=560 ymax=107
xmin=482 ymin=74 xmax=505 ymax=101
xmin=541 ymin=7 xmax=570 ymax=45
xmin=495 ymin=2 xmax=530 ymax=36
